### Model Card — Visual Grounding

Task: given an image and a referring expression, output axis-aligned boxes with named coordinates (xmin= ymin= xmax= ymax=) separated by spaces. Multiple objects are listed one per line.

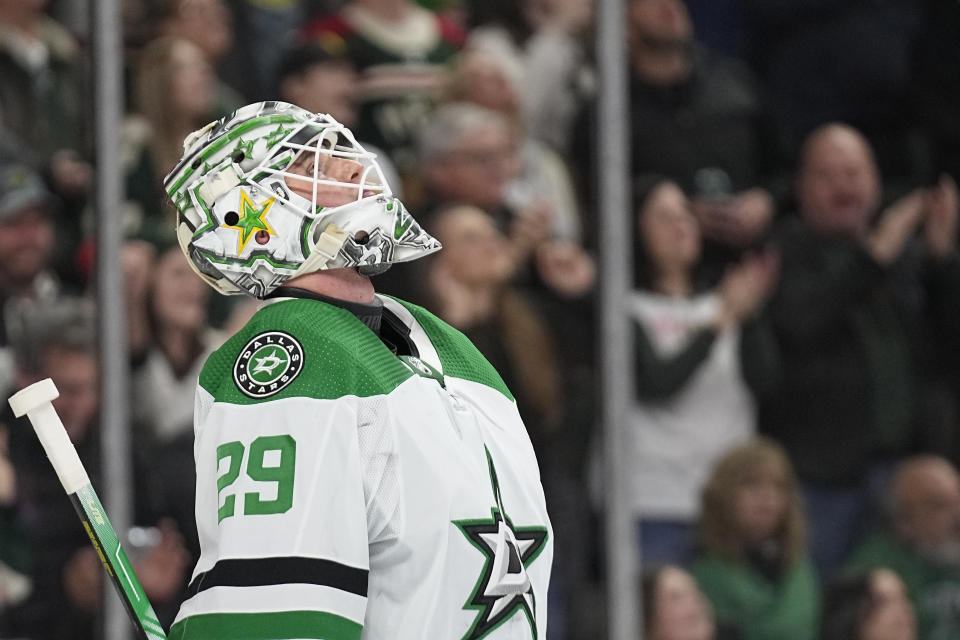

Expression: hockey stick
xmin=8 ymin=378 xmax=167 ymax=640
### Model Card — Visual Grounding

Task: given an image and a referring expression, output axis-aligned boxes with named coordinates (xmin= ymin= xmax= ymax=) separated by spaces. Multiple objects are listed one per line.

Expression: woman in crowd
xmin=415 ymin=204 xmax=564 ymax=447
xmin=641 ymin=564 xmax=724 ymax=640
xmin=123 ymin=36 xmax=224 ymax=246
xmin=629 ymin=176 xmax=778 ymax=565
xmin=464 ymin=0 xmax=592 ymax=152
xmin=820 ymin=568 xmax=916 ymax=640
xmin=691 ymin=438 xmax=819 ymax=640
xmin=127 ymin=243 xmax=224 ymax=559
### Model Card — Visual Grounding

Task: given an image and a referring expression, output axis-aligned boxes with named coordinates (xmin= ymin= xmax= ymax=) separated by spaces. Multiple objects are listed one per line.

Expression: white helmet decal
xmin=164 ymin=101 xmax=441 ymax=297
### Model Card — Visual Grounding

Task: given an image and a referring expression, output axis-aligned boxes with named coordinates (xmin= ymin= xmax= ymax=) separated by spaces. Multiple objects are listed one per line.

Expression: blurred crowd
xmin=0 ymin=0 xmax=959 ymax=638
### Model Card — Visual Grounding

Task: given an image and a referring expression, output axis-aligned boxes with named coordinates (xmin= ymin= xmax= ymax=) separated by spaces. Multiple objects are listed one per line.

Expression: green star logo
xmin=174 ymin=190 xmax=191 ymax=213
xmin=454 ymin=447 xmax=549 ymax=639
xmin=265 ymin=124 xmax=294 ymax=149
xmin=224 ymin=190 xmax=276 ymax=253
xmin=393 ymin=203 xmax=414 ymax=240
xmin=248 ymin=346 xmax=289 ymax=384
xmin=233 ymin=137 xmax=255 ymax=159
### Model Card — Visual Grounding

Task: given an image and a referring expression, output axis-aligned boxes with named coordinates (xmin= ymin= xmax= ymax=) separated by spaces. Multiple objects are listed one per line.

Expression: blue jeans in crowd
xmin=637 ymin=519 xmax=694 ymax=569
xmin=802 ymin=460 xmax=894 ymax=581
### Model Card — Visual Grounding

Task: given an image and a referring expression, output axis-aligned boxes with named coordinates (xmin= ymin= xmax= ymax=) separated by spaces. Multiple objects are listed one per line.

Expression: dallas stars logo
xmin=251 ymin=348 xmax=285 ymax=377
xmin=454 ymin=448 xmax=549 ymax=639
xmin=233 ymin=331 xmax=304 ymax=398
xmin=224 ymin=190 xmax=276 ymax=253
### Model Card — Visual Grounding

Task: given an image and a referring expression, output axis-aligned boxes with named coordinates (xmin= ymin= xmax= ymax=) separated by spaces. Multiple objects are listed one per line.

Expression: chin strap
xmin=358 ymin=263 xmax=392 ymax=276
xmin=292 ymin=223 xmax=351 ymax=277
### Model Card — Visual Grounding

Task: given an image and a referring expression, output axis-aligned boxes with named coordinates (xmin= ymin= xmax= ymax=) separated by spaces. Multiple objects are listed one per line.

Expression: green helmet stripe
xmin=191 ymin=184 xmax=219 ymax=238
xmin=166 ymin=114 xmax=302 ymax=197
xmin=299 ymin=217 xmax=313 ymax=261
xmin=198 ymin=247 xmax=301 ymax=270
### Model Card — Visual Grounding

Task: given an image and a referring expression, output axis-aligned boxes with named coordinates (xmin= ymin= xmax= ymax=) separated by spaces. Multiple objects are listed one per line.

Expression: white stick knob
xmin=8 ymin=378 xmax=90 ymax=494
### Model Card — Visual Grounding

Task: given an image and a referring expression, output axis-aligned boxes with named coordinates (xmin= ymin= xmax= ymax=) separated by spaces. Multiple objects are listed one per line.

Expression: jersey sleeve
xmin=169 ymin=386 xmax=369 ymax=640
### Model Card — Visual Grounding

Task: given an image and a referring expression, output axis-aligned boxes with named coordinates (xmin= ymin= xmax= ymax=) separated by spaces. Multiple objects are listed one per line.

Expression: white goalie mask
xmin=164 ymin=101 xmax=441 ymax=298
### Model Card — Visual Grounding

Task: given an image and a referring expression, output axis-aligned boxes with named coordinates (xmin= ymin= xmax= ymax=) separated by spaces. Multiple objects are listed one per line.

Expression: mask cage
xmin=256 ymin=119 xmax=391 ymax=219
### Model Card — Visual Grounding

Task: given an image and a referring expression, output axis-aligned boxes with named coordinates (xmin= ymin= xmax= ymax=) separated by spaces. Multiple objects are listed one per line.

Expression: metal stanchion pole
xmin=596 ymin=0 xmax=639 ymax=637
xmin=90 ymin=2 xmax=132 ymax=638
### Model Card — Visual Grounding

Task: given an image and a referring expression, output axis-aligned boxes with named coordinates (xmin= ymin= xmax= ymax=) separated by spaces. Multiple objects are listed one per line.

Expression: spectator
xmin=417 ymin=102 xmax=595 ymax=301
xmin=275 ymin=39 xmax=402 ymax=197
xmin=447 ymin=40 xmax=582 ymax=243
xmin=464 ymin=0 xmax=593 ymax=153
xmin=2 ymin=299 xmax=190 ymax=639
xmin=222 ymin=0 xmax=305 ymax=101
xmin=628 ymin=177 xmax=778 ymax=566
xmin=0 ymin=0 xmax=91 ymax=286
xmin=575 ymin=0 xmax=776 ymax=270
xmin=0 ymin=162 xmax=61 ymax=400
xmin=762 ymin=123 xmax=960 ymax=578
xmin=641 ymin=564 xmax=722 ymax=640
xmin=847 ymin=456 xmax=960 ymax=639
xmin=0 ymin=0 xmax=91 ymax=200
xmin=820 ymin=568 xmax=916 ymax=640
xmin=691 ymin=438 xmax=820 ymax=640
xmin=124 ymin=36 xmax=222 ymax=247
xmin=126 ymin=243 xmax=225 ymax=560
xmin=302 ymin=0 xmax=464 ymax=174
xmin=276 ymin=41 xmax=360 ymax=128
xmin=153 ymin=0 xmax=244 ymax=110
xmin=419 ymin=102 xmax=535 ymax=225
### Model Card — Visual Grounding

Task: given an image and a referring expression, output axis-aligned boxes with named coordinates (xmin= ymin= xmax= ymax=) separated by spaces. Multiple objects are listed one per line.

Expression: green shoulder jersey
xmin=170 ymin=294 xmax=553 ymax=640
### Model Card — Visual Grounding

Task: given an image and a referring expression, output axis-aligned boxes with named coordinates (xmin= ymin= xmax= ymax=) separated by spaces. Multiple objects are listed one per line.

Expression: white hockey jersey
xmin=169 ymin=294 xmax=553 ymax=640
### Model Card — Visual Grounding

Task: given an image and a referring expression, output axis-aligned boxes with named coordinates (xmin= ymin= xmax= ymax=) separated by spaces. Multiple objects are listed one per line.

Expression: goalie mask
xmin=164 ymin=101 xmax=441 ymax=297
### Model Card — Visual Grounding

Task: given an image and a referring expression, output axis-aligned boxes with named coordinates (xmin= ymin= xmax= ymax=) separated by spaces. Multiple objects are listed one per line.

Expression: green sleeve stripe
xmin=168 ymin=610 xmax=362 ymax=640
